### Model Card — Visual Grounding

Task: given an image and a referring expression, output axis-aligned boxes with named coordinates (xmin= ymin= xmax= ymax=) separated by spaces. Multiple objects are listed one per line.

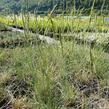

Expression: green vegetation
xmin=0 ymin=15 xmax=109 ymax=35
xmin=0 ymin=0 xmax=109 ymax=109
xmin=0 ymin=23 xmax=8 ymax=31
xmin=0 ymin=0 xmax=109 ymax=14
xmin=0 ymin=16 xmax=109 ymax=108
xmin=0 ymin=36 xmax=109 ymax=108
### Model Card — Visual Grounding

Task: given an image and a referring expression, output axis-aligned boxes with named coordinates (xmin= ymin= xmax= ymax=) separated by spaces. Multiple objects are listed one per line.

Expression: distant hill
xmin=0 ymin=0 xmax=109 ymax=15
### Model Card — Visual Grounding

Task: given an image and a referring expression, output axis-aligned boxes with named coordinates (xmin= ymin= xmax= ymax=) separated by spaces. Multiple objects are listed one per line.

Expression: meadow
xmin=0 ymin=11 xmax=109 ymax=109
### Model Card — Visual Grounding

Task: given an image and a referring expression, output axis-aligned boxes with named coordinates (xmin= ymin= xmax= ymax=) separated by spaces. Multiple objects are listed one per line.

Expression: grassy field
xmin=0 ymin=39 xmax=109 ymax=109
xmin=0 ymin=14 xmax=109 ymax=109
xmin=0 ymin=15 xmax=109 ymax=35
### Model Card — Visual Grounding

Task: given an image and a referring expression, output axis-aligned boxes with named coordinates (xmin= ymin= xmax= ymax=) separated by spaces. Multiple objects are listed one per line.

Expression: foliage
xmin=0 ymin=0 xmax=109 ymax=14
xmin=0 ymin=0 xmax=109 ymax=108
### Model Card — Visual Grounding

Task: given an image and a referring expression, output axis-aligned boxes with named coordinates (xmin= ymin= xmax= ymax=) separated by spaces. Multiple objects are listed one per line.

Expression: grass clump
xmin=0 ymin=39 xmax=109 ymax=108
xmin=0 ymin=23 xmax=8 ymax=31
xmin=0 ymin=3 xmax=109 ymax=109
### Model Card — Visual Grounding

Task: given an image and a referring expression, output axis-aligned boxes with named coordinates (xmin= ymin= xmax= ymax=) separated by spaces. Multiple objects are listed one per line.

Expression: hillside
xmin=0 ymin=0 xmax=109 ymax=15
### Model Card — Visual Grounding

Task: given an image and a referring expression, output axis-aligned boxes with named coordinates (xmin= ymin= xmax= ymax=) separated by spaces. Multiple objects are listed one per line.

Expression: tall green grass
xmin=0 ymin=1 xmax=109 ymax=109
xmin=0 ymin=14 xmax=109 ymax=35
